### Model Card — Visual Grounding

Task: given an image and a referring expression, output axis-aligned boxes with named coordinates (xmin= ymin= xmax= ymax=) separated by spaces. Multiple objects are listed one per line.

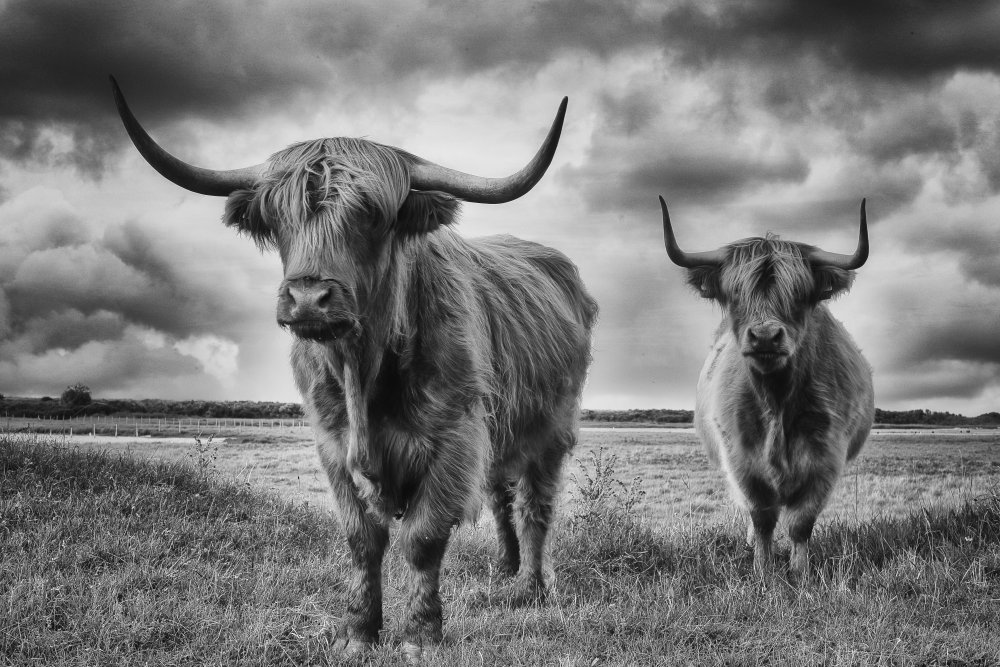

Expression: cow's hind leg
xmin=490 ymin=477 xmax=519 ymax=575
xmin=512 ymin=436 xmax=569 ymax=603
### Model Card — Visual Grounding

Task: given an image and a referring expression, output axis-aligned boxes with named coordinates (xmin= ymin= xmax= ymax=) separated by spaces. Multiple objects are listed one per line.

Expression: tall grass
xmin=2 ymin=432 xmax=999 ymax=665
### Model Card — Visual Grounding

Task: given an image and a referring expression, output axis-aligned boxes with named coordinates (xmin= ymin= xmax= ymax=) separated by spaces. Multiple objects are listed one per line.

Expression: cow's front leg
xmin=741 ymin=475 xmax=780 ymax=579
xmin=784 ymin=471 xmax=837 ymax=581
xmin=787 ymin=513 xmax=815 ymax=580
xmin=327 ymin=467 xmax=389 ymax=655
xmin=398 ymin=520 xmax=451 ymax=663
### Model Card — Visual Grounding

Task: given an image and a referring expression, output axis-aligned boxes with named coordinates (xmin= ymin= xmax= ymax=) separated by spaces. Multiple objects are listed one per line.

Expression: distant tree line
xmin=2 ymin=395 xmax=999 ymax=426
xmin=873 ymin=408 xmax=1000 ymax=426
xmin=580 ymin=408 xmax=694 ymax=424
xmin=1 ymin=395 xmax=304 ymax=420
xmin=579 ymin=407 xmax=1000 ymax=427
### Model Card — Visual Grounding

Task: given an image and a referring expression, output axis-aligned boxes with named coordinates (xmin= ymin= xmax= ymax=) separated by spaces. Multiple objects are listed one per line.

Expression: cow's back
xmin=465 ymin=234 xmax=597 ymax=441
xmin=815 ymin=308 xmax=874 ymax=461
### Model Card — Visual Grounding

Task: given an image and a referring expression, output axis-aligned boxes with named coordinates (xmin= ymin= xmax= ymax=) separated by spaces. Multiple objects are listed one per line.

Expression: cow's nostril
xmin=278 ymin=284 xmax=295 ymax=306
xmin=315 ymin=287 xmax=333 ymax=310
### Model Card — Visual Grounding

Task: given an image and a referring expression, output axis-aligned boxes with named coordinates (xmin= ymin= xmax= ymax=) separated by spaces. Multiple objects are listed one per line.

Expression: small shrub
xmin=61 ymin=383 xmax=92 ymax=407
xmin=569 ymin=447 xmax=646 ymax=530
xmin=188 ymin=435 xmax=219 ymax=478
xmin=558 ymin=448 xmax=666 ymax=579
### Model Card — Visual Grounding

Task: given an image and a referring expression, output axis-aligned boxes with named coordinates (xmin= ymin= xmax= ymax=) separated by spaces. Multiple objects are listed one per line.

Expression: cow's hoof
xmin=497 ymin=557 xmax=519 ymax=577
xmin=787 ymin=564 xmax=811 ymax=587
xmin=402 ymin=640 xmax=440 ymax=664
xmin=789 ymin=545 xmax=811 ymax=583
xmin=331 ymin=637 xmax=369 ymax=658
xmin=402 ymin=641 xmax=420 ymax=664
xmin=509 ymin=573 xmax=547 ymax=606
xmin=328 ymin=625 xmax=373 ymax=659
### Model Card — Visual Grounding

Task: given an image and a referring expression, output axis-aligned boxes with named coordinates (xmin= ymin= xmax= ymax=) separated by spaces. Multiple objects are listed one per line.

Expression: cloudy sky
xmin=2 ymin=0 xmax=999 ymax=414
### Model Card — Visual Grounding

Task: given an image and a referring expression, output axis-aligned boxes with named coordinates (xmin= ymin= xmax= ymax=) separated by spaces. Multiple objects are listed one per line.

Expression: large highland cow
xmin=112 ymin=78 xmax=597 ymax=659
xmin=659 ymin=196 xmax=873 ymax=579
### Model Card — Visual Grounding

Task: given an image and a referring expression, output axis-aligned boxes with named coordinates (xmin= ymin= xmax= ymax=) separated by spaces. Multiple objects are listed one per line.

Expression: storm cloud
xmin=0 ymin=0 xmax=661 ymax=176
xmin=659 ymin=1 xmax=1000 ymax=81
xmin=0 ymin=187 xmax=260 ymax=397
xmin=2 ymin=0 xmax=1000 ymax=412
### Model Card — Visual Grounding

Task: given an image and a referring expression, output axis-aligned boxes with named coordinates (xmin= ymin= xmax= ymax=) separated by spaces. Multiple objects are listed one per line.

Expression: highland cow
xmin=659 ymin=196 xmax=873 ymax=579
xmin=112 ymin=77 xmax=596 ymax=659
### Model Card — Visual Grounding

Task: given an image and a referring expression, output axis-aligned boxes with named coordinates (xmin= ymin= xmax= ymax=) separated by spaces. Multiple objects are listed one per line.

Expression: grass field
xmin=2 ymin=424 xmax=999 ymax=665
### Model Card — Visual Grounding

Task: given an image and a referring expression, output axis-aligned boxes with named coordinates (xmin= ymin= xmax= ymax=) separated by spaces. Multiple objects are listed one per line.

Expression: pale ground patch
xmin=17 ymin=423 xmax=1000 ymax=534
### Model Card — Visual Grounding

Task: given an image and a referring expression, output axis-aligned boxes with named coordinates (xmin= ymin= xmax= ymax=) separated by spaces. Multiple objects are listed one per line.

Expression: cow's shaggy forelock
xmin=721 ymin=235 xmax=813 ymax=324
xmin=222 ymin=138 xmax=461 ymax=260
xmin=688 ymin=234 xmax=855 ymax=338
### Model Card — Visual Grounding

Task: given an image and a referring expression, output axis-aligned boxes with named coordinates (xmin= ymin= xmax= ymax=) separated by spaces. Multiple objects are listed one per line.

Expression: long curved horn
xmin=407 ymin=97 xmax=568 ymax=204
xmin=807 ymin=198 xmax=869 ymax=270
xmin=660 ymin=196 xmax=726 ymax=268
xmin=110 ymin=76 xmax=266 ymax=196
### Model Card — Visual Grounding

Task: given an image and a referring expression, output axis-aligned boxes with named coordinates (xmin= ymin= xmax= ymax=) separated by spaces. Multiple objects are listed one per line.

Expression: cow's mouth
xmin=283 ymin=319 xmax=357 ymax=342
xmin=743 ymin=350 xmax=789 ymax=371
xmin=745 ymin=351 xmax=786 ymax=361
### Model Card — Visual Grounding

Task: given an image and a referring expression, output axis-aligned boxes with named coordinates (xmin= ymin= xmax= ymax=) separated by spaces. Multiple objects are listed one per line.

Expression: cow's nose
xmin=287 ymin=285 xmax=333 ymax=312
xmin=276 ymin=282 xmax=337 ymax=324
xmin=748 ymin=323 xmax=784 ymax=350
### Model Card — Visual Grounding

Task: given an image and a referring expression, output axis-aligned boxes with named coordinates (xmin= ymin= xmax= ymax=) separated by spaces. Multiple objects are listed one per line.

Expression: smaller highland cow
xmin=659 ymin=196 xmax=874 ymax=578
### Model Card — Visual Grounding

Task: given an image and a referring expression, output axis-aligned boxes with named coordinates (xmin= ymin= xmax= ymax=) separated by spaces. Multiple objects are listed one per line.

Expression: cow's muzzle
xmin=742 ymin=322 xmax=790 ymax=372
xmin=276 ymin=279 xmax=359 ymax=342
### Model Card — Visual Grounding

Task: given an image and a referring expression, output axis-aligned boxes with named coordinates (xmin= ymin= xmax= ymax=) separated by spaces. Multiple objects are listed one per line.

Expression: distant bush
xmin=60 ymin=383 xmax=92 ymax=407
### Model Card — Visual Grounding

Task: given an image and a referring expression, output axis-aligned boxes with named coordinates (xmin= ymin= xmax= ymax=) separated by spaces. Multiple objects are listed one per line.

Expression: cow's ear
xmin=224 ymin=189 xmax=276 ymax=250
xmin=396 ymin=191 xmax=461 ymax=235
xmin=687 ymin=265 xmax=724 ymax=301
xmin=812 ymin=265 xmax=855 ymax=302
